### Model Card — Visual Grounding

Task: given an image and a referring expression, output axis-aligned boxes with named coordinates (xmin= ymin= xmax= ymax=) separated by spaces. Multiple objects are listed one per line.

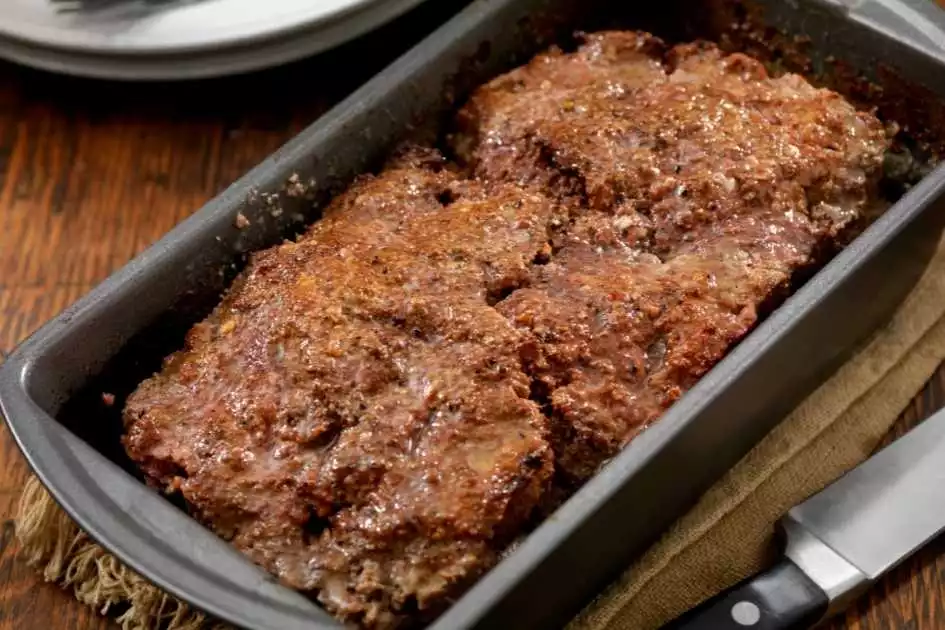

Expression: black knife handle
xmin=664 ymin=559 xmax=829 ymax=630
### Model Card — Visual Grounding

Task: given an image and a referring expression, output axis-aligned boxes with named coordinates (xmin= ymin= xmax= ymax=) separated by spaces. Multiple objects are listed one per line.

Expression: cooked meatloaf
xmin=123 ymin=32 xmax=888 ymax=629
xmin=456 ymin=31 xmax=888 ymax=486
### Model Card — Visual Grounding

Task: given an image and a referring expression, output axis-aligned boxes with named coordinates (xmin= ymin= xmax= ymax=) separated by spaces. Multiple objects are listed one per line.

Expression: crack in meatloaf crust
xmin=123 ymin=32 xmax=888 ymax=629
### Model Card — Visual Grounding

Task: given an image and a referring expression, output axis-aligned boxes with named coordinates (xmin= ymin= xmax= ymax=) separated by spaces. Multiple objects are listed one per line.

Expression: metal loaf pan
xmin=3 ymin=1 xmax=945 ymax=629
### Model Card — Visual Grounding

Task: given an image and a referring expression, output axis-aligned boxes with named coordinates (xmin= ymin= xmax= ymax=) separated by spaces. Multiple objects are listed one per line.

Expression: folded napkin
xmin=16 ymin=230 xmax=945 ymax=630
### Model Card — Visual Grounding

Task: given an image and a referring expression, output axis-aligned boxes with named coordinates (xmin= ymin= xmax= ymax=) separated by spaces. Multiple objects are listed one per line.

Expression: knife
xmin=664 ymin=405 xmax=945 ymax=630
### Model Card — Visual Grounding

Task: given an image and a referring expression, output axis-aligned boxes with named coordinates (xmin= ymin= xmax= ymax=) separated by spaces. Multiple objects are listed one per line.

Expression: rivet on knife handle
xmin=663 ymin=559 xmax=828 ymax=629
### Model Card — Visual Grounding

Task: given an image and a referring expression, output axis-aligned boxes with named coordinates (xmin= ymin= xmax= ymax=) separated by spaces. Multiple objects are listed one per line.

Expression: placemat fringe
xmin=15 ymin=476 xmax=221 ymax=630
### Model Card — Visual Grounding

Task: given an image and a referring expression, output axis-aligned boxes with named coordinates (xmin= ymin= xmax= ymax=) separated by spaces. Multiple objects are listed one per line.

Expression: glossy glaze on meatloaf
xmin=123 ymin=32 xmax=888 ymax=629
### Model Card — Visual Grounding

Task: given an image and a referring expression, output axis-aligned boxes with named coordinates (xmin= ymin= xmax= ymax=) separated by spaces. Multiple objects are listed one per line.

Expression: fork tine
xmin=50 ymin=0 xmax=180 ymax=11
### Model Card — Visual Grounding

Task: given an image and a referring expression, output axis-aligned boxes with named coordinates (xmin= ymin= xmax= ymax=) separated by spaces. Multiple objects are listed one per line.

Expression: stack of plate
xmin=0 ymin=0 xmax=430 ymax=80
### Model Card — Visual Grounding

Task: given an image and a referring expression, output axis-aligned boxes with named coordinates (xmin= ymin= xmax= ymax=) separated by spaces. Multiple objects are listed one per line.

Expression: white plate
xmin=0 ymin=0 xmax=420 ymax=54
xmin=0 ymin=0 xmax=428 ymax=79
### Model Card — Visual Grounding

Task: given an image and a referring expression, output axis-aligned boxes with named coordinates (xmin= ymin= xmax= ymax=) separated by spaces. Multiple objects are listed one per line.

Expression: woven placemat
xmin=15 ymin=231 xmax=945 ymax=630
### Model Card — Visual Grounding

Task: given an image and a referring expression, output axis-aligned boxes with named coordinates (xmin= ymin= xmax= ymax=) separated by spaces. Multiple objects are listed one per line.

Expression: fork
xmin=50 ymin=0 xmax=181 ymax=12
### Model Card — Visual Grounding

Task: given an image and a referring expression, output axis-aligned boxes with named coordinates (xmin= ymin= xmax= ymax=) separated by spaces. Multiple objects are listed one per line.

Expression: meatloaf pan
xmin=2 ymin=1 xmax=945 ymax=629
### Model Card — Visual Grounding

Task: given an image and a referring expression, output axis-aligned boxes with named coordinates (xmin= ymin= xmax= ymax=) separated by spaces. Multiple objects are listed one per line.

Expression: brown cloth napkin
xmin=15 ymin=231 xmax=945 ymax=630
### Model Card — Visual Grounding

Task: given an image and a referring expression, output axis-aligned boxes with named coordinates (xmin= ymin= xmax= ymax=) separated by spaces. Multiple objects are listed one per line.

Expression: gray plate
xmin=0 ymin=0 xmax=429 ymax=79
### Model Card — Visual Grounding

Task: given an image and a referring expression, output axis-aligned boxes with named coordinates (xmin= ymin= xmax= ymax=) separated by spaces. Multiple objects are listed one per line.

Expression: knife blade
xmin=664 ymin=404 xmax=945 ymax=630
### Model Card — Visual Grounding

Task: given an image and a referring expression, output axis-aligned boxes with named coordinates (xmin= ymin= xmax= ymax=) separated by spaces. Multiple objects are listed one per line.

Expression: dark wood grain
xmin=1 ymin=3 xmax=945 ymax=629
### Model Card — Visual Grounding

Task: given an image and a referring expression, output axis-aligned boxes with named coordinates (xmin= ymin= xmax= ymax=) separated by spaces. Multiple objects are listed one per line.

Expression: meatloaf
xmin=123 ymin=32 xmax=888 ymax=629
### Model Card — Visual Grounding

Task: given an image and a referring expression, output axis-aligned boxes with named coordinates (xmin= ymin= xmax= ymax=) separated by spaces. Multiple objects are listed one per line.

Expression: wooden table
xmin=1 ymin=7 xmax=944 ymax=630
